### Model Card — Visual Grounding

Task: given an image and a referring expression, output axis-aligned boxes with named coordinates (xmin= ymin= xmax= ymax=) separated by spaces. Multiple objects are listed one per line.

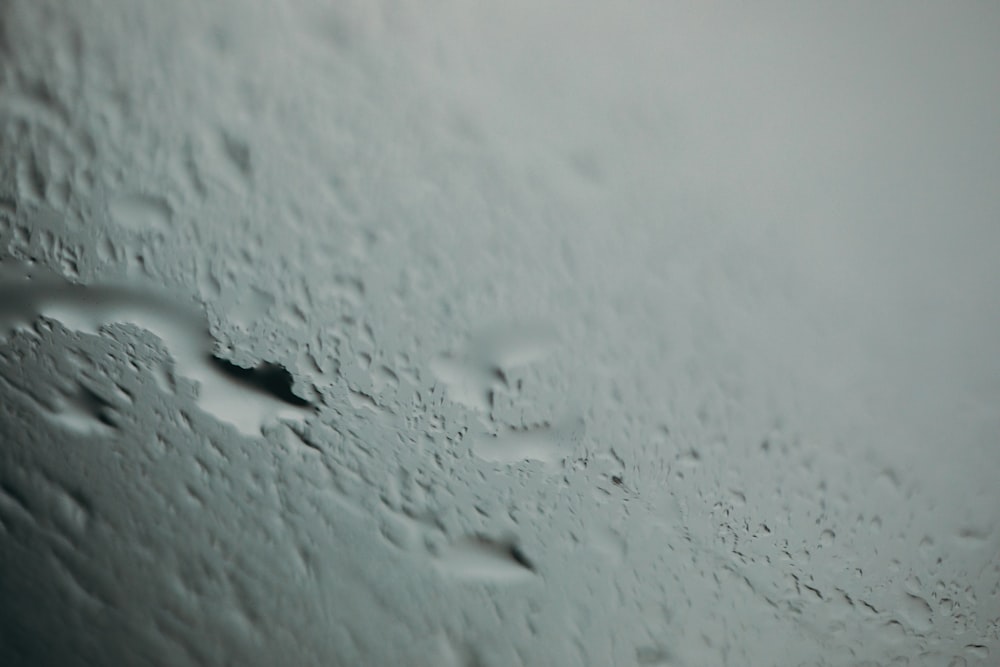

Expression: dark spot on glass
xmin=208 ymin=356 xmax=312 ymax=407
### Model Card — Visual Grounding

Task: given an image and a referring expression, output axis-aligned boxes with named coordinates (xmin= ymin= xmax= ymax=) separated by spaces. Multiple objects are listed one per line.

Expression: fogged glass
xmin=1 ymin=2 xmax=998 ymax=665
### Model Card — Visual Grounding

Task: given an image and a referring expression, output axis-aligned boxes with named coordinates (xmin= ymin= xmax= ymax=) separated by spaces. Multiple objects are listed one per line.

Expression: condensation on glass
xmin=1 ymin=2 xmax=999 ymax=665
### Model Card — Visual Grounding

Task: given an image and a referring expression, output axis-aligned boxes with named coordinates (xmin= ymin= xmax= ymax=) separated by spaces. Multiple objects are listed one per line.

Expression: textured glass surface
xmin=1 ymin=2 xmax=999 ymax=665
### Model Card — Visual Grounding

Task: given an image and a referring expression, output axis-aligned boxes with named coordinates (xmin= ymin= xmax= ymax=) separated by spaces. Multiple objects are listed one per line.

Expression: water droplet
xmin=471 ymin=418 xmax=582 ymax=469
xmin=899 ymin=593 xmax=933 ymax=633
xmin=217 ymin=128 xmax=253 ymax=185
xmin=636 ymin=645 xmax=673 ymax=665
xmin=435 ymin=535 xmax=535 ymax=583
xmin=44 ymin=380 xmax=119 ymax=434
xmin=106 ymin=192 xmax=173 ymax=232
xmin=965 ymin=644 xmax=989 ymax=659
xmin=0 ymin=259 xmax=312 ymax=435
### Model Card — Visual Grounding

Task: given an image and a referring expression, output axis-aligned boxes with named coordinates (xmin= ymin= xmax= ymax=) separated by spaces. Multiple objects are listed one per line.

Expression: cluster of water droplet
xmin=3 ymin=0 xmax=999 ymax=665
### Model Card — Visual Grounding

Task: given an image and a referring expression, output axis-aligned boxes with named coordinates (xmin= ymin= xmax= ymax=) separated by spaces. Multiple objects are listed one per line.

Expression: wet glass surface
xmin=1 ymin=2 xmax=999 ymax=665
